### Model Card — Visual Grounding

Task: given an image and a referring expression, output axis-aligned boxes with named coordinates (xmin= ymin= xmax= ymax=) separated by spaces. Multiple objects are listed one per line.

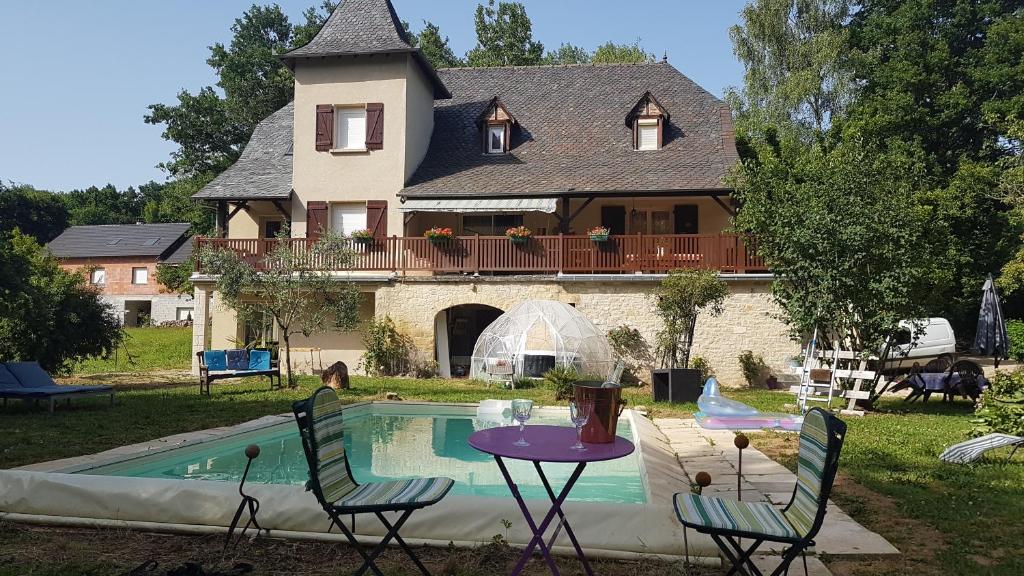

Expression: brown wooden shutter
xmin=632 ymin=119 xmax=639 ymax=150
xmin=315 ymin=105 xmax=333 ymax=151
xmin=306 ymin=201 xmax=329 ymax=240
xmin=657 ymin=117 xmax=664 ymax=149
xmin=366 ymin=200 xmax=387 ymax=238
xmin=365 ymin=103 xmax=384 ymax=150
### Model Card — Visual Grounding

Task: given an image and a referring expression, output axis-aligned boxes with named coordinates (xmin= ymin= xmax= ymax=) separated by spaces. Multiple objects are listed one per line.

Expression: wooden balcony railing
xmin=193 ymin=234 xmax=767 ymax=275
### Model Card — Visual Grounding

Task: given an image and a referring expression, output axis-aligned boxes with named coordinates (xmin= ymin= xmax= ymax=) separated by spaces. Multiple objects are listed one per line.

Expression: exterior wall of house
xmin=374 ymin=277 xmax=796 ymax=387
xmin=290 ymin=54 xmax=412 ymax=240
xmin=404 ymin=57 xmax=436 ymax=183
xmin=60 ymin=257 xmax=194 ymax=324
xmin=225 ymin=200 xmax=289 ymax=240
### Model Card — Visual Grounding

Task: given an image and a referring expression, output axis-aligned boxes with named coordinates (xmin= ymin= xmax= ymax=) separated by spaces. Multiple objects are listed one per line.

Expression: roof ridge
xmin=436 ymin=61 xmax=670 ymax=71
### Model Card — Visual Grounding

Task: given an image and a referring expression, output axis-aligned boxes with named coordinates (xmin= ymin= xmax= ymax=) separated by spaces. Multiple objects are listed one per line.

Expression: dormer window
xmin=626 ymin=91 xmax=670 ymax=151
xmin=479 ymin=96 xmax=516 ymax=155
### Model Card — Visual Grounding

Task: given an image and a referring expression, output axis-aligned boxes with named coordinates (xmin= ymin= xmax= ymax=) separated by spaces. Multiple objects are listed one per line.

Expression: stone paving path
xmin=654 ymin=418 xmax=899 ymax=575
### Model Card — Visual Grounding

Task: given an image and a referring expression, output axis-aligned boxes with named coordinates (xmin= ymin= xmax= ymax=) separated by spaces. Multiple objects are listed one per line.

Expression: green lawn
xmin=73 ymin=326 xmax=192 ymax=374
xmin=0 ymin=372 xmax=1021 ymax=575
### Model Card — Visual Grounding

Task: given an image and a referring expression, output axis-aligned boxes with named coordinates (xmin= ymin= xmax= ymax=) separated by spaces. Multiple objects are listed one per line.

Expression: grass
xmin=73 ymin=326 xmax=192 ymax=374
xmin=1 ymin=367 xmax=1022 ymax=575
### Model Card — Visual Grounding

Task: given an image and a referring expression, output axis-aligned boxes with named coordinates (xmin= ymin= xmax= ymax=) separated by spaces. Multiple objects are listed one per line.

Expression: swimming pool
xmin=78 ymin=403 xmax=646 ymax=504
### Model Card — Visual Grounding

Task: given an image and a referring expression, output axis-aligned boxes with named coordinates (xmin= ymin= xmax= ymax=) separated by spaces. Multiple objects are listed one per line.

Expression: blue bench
xmin=196 ymin=349 xmax=281 ymax=394
xmin=0 ymin=362 xmax=115 ymax=413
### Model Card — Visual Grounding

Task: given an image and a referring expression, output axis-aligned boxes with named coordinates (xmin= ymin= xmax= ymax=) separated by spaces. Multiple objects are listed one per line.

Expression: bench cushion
xmin=0 ymin=364 xmax=22 ymax=390
xmin=249 ymin=350 xmax=271 ymax=371
xmin=0 ymin=385 xmax=112 ymax=398
xmin=204 ymin=351 xmax=228 ymax=371
xmin=226 ymin=349 xmax=249 ymax=371
xmin=5 ymin=362 xmax=58 ymax=388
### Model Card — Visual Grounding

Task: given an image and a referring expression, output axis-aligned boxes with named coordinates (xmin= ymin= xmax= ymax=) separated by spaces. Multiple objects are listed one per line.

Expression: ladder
xmin=795 ymin=328 xmax=840 ymax=411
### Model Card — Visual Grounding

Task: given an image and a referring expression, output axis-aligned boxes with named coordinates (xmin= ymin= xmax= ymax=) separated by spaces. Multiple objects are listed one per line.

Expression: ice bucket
xmin=574 ymin=381 xmax=627 ymax=443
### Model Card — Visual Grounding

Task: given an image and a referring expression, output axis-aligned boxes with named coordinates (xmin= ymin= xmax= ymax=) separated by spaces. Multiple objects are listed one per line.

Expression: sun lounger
xmin=939 ymin=433 xmax=1023 ymax=464
xmin=0 ymin=362 xmax=114 ymax=413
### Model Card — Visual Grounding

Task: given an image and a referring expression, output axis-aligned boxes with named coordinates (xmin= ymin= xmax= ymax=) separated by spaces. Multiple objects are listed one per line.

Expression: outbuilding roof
xmin=400 ymin=62 xmax=738 ymax=198
xmin=192 ymin=102 xmax=294 ymax=201
xmin=47 ymin=223 xmax=192 ymax=261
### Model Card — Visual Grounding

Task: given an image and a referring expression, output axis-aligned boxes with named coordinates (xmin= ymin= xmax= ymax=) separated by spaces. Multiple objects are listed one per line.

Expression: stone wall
xmin=375 ymin=277 xmax=797 ymax=387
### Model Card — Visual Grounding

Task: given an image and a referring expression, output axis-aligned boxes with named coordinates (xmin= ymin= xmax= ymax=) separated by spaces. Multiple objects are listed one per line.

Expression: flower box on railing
xmin=424 ymin=227 xmax=454 ymax=245
xmin=587 ymin=226 xmax=610 ymax=242
xmin=350 ymin=229 xmax=374 ymax=245
xmin=506 ymin=226 xmax=532 ymax=245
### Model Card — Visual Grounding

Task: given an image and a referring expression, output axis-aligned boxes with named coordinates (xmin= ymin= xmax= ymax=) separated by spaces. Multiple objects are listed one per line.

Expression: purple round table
xmin=468 ymin=425 xmax=635 ymax=576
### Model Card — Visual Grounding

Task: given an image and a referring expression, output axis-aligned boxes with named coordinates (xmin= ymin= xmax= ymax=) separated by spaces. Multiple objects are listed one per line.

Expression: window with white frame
xmin=90 ymin=268 xmax=106 ymax=285
xmin=131 ymin=267 xmax=148 ymax=285
xmin=330 ymin=202 xmax=367 ymax=236
xmin=637 ymin=119 xmax=659 ymax=151
xmin=486 ymin=125 xmax=505 ymax=154
xmin=334 ymin=107 xmax=366 ymax=150
xmin=176 ymin=307 xmax=194 ymax=321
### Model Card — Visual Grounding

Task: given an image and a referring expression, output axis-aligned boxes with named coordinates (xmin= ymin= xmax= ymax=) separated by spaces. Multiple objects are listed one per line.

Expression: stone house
xmin=189 ymin=0 xmax=797 ymax=385
xmin=48 ymin=223 xmax=194 ymax=326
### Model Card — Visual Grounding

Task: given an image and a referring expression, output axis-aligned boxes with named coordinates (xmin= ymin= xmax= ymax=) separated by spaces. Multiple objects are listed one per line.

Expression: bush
xmin=543 ymin=364 xmax=580 ymax=400
xmin=971 ymin=369 xmax=1024 ymax=437
xmin=607 ymin=325 xmax=654 ymax=383
xmin=738 ymin=350 xmax=768 ymax=387
xmin=1007 ymin=320 xmax=1024 ymax=362
xmin=691 ymin=356 xmax=715 ymax=383
xmin=360 ymin=316 xmax=413 ymax=376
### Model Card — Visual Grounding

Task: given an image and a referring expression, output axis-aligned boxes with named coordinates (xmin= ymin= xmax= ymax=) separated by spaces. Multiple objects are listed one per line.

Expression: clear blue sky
xmin=0 ymin=0 xmax=746 ymax=192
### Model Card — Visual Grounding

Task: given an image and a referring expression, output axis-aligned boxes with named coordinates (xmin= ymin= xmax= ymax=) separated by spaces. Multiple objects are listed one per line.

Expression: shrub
xmin=691 ymin=356 xmax=715 ymax=383
xmin=543 ymin=364 xmax=580 ymax=400
xmin=607 ymin=325 xmax=654 ymax=383
xmin=971 ymin=369 xmax=1024 ymax=437
xmin=360 ymin=316 xmax=413 ymax=376
xmin=511 ymin=375 xmax=537 ymax=389
xmin=738 ymin=350 xmax=768 ymax=387
xmin=1007 ymin=320 xmax=1024 ymax=362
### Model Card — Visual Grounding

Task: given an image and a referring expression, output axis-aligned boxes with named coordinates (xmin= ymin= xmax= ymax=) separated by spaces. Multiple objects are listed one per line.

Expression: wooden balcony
xmin=193 ymin=234 xmax=767 ymax=275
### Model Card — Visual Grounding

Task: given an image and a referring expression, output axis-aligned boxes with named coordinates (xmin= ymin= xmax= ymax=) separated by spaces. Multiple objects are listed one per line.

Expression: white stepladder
xmin=794 ymin=329 xmax=883 ymax=414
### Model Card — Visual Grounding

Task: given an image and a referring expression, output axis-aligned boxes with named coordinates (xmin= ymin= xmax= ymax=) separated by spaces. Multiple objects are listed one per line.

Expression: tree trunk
xmin=282 ymin=332 xmax=294 ymax=388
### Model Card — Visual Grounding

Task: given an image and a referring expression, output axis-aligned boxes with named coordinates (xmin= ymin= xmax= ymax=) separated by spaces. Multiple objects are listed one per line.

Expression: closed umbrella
xmin=972 ymin=274 xmax=1008 ymax=368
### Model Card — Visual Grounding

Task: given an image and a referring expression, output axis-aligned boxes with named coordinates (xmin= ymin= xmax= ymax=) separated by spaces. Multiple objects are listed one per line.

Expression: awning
xmin=398 ymin=198 xmax=558 ymax=214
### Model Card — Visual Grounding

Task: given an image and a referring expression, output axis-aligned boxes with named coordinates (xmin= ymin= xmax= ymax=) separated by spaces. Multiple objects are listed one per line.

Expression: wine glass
xmin=511 ymin=399 xmax=533 ymax=447
xmin=569 ymin=398 xmax=593 ymax=451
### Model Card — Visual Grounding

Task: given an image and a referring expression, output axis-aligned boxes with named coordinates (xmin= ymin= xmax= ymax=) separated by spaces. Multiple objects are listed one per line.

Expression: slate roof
xmin=279 ymin=0 xmax=450 ymax=98
xmin=192 ymin=103 xmax=294 ymax=200
xmin=47 ymin=223 xmax=192 ymax=261
xmin=400 ymin=62 xmax=739 ymax=198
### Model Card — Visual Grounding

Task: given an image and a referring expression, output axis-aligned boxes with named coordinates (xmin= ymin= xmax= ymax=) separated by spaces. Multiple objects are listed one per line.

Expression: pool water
xmin=80 ymin=407 xmax=646 ymax=504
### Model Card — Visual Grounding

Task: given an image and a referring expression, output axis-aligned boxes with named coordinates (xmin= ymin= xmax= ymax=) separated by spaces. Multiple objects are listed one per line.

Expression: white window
xmin=330 ymin=203 xmax=367 ymax=236
xmin=334 ymin=107 xmax=366 ymax=150
xmin=90 ymin=268 xmax=106 ymax=285
xmin=131 ymin=267 xmax=148 ymax=285
xmin=637 ymin=119 xmax=659 ymax=151
xmin=176 ymin=307 xmax=194 ymax=321
xmin=487 ymin=125 xmax=505 ymax=154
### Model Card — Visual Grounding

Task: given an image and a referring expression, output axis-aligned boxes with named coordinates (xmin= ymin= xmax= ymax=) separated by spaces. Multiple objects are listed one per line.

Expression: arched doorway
xmin=435 ymin=304 xmax=503 ymax=378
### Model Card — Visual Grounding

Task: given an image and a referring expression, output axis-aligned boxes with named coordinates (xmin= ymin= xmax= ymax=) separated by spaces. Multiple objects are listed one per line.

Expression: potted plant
xmin=350 ymin=229 xmax=374 ymax=245
xmin=424 ymin=227 xmax=454 ymax=245
xmin=506 ymin=226 xmax=532 ymax=244
xmin=650 ymin=269 xmax=728 ymax=403
xmin=588 ymin=226 xmax=610 ymax=242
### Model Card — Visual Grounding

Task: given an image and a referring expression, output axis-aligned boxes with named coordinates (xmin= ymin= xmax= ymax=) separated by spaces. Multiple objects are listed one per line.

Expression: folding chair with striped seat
xmin=939 ymin=433 xmax=1023 ymax=464
xmin=293 ymin=387 xmax=454 ymax=576
xmin=673 ymin=408 xmax=846 ymax=576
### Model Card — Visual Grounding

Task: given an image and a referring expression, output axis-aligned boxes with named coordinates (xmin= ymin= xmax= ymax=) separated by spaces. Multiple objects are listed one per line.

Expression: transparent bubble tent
xmin=470 ymin=300 xmax=614 ymax=380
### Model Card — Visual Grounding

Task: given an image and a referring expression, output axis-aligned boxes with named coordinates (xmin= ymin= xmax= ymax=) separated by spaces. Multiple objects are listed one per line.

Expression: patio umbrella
xmin=972 ymin=274 xmax=1009 ymax=368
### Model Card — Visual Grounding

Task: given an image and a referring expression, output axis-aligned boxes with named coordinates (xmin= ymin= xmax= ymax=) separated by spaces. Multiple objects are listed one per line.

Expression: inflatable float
xmin=693 ymin=378 xmax=803 ymax=431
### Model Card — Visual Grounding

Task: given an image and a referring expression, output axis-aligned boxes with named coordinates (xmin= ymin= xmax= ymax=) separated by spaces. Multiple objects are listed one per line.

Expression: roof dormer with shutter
xmin=626 ymin=91 xmax=670 ymax=151
xmin=478 ymin=96 xmax=517 ymax=155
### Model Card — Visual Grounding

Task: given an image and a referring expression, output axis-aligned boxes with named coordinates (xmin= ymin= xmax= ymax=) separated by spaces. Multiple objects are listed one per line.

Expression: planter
xmin=352 ymin=237 xmax=374 ymax=246
xmin=651 ymin=368 xmax=703 ymax=404
xmin=508 ymin=236 xmax=530 ymax=245
xmin=427 ymin=236 xmax=453 ymax=245
xmin=589 ymin=234 xmax=609 ymax=243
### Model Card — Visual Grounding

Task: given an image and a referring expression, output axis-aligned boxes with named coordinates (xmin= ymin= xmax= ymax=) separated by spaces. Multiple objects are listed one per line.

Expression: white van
xmin=885 ymin=318 xmax=956 ymax=371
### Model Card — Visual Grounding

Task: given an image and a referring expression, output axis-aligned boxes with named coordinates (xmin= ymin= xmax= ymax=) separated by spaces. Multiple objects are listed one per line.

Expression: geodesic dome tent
xmin=470 ymin=300 xmax=614 ymax=380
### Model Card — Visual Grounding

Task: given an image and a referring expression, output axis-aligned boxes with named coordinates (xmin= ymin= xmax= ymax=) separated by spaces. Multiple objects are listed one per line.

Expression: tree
xmin=0 ymin=182 xmax=69 ymax=243
xmin=591 ymin=41 xmax=655 ymax=65
xmin=732 ymin=134 xmax=940 ymax=367
xmin=199 ymin=231 xmax=361 ymax=386
xmin=0 ymin=230 xmax=123 ymax=374
xmin=544 ymin=43 xmax=591 ymax=65
xmin=156 ymin=257 xmax=195 ymax=296
xmin=146 ymin=2 xmax=336 ymax=178
xmin=728 ymin=0 xmax=853 ymax=133
xmin=60 ymin=184 xmax=143 ymax=226
xmin=652 ymin=269 xmax=728 ymax=369
xmin=417 ymin=21 xmax=464 ymax=68
xmin=466 ymin=1 xmax=544 ymax=67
